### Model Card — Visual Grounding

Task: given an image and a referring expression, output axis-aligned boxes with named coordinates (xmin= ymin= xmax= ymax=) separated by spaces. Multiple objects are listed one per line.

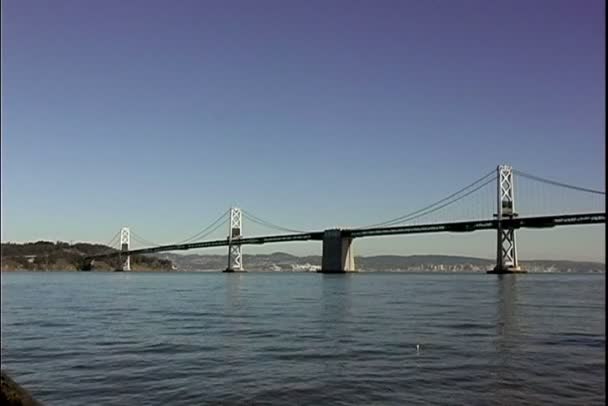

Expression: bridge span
xmin=85 ymin=165 xmax=605 ymax=273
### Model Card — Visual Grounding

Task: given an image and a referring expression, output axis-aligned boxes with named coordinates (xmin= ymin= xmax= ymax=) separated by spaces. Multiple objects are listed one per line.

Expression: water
xmin=1 ymin=271 xmax=605 ymax=405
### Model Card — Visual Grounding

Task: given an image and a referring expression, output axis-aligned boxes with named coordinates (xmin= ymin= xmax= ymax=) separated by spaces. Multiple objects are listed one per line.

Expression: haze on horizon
xmin=1 ymin=0 xmax=605 ymax=262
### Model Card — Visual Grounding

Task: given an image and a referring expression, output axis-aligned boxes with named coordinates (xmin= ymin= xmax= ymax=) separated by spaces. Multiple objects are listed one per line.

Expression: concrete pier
xmin=318 ymin=229 xmax=356 ymax=273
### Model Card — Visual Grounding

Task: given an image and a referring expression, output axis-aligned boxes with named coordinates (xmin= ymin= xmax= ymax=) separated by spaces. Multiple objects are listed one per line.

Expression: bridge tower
xmin=119 ymin=227 xmax=131 ymax=271
xmin=224 ymin=207 xmax=244 ymax=272
xmin=490 ymin=165 xmax=525 ymax=274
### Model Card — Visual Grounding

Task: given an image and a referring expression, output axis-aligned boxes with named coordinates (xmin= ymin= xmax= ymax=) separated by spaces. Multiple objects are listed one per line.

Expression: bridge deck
xmin=348 ymin=213 xmax=605 ymax=238
xmin=86 ymin=212 xmax=605 ymax=260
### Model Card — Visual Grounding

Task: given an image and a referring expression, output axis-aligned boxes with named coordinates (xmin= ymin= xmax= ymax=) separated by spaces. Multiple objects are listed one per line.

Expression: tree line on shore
xmin=1 ymin=241 xmax=173 ymax=271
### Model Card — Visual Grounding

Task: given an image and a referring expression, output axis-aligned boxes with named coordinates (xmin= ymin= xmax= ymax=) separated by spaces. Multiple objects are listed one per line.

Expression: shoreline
xmin=1 ymin=269 xmax=605 ymax=274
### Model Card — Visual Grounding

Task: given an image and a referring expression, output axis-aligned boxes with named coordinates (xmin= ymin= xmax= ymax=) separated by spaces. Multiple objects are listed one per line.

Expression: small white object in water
xmin=416 ymin=344 xmax=420 ymax=352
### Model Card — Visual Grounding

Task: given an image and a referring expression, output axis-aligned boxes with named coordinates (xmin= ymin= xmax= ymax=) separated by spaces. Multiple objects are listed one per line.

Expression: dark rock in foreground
xmin=1 ymin=371 xmax=42 ymax=406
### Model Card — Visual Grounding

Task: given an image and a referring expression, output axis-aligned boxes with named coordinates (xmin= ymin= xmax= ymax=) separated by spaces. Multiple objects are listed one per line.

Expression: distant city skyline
xmin=1 ymin=0 xmax=604 ymax=261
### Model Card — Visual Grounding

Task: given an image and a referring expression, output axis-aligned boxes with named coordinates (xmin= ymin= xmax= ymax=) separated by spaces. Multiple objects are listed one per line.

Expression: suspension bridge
xmin=84 ymin=165 xmax=605 ymax=273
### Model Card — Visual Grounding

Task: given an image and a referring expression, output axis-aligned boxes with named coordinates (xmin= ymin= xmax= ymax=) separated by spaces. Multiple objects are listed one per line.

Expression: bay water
xmin=1 ymin=271 xmax=604 ymax=405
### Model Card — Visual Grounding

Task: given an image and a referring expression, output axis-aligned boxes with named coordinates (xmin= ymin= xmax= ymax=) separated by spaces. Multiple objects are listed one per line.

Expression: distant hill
xmin=1 ymin=241 xmax=173 ymax=271
xmin=160 ymin=252 xmax=605 ymax=273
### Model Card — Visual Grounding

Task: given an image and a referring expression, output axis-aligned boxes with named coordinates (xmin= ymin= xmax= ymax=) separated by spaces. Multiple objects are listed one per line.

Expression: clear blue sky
xmin=1 ymin=0 xmax=605 ymax=261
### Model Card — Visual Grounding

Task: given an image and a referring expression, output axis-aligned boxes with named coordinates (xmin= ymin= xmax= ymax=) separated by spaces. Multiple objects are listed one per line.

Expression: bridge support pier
xmin=80 ymin=258 xmax=93 ymax=271
xmin=318 ymin=229 xmax=356 ymax=273
xmin=489 ymin=165 xmax=526 ymax=274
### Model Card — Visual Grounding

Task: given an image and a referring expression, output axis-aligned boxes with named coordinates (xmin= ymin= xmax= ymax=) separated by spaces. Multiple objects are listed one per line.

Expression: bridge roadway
xmin=86 ymin=212 xmax=605 ymax=260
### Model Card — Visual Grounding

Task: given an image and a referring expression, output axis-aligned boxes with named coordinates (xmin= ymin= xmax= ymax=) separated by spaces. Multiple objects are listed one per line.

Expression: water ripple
xmin=1 ymin=271 xmax=605 ymax=405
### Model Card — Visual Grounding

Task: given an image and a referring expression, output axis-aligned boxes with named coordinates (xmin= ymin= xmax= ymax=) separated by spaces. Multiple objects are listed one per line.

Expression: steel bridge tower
xmin=224 ymin=207 xmax=244 ymax=272
xmin=119 ymin=227 xmax=131 ymax=271
xmin=490 ymin=165 xmax=525 ymax=273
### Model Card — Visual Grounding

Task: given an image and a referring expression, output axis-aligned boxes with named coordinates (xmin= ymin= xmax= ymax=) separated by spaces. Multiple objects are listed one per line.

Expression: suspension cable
xmin=99 ymin=231 xmax=121 ymax=255
xmin=360 ymin=169 xmax=496 ymax=228
xmin=241 ymin=209 xmax=306 ymax=234
xmin=179 ymin=218 xmax=229 ymax=244
xmin=130 ymin=232 xmax=162 ymax=247
xmin=121 ymin=209 xmax=232 ymax=249
xmin=244 ymin=214 xmax=303 ymax=234
xmin=104 ymin=230 xmax=121 ymax=248
xmin=362 ymin=175 xmax=497 ymax=228
xmin=514 ymin=170 xmax=605 ymax=195
xmin=174 ymin=209 xmax=230 ymax=244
